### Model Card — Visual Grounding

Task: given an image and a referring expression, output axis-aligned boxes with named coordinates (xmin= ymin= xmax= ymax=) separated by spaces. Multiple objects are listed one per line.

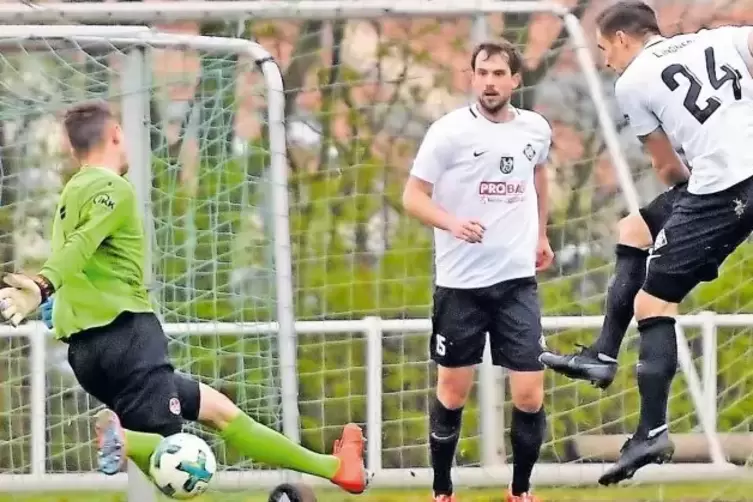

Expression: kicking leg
xmin=507 ymin=371 xmax=546 ymax=501
xmin=194 ymin=381 xmax=366 ymax=493
xmin=540 ymin=212 xmax=652 ymax=388
xmin=97 ymin=374 xmax=367 ymax=493
xmin=592 ymin=214 xmax=653 ymax=359
xmin=597 ymin=183 xmax=749 ymax=486
xmin=90 ymin=313 xmax=366 ymax=493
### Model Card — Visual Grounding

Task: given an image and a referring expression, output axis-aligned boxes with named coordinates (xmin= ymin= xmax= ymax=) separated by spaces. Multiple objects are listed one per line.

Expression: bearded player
xmin=403 ymin=40 xmax=554 ymax=502
xmin=0 ymin=100 xmax=368 ymax=494
xmin=547 ymin=1 xmax=753 ymax=485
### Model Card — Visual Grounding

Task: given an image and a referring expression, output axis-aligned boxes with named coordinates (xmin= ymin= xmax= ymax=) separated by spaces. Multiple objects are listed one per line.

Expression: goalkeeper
xmin=0 ymin=100 xmax=367 ymax=494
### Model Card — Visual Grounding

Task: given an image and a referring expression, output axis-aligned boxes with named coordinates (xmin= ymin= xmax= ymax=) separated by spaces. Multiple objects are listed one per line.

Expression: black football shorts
xmin=430 ymin=277 xmax=544 ymax=371
xmin=66 ymin=311 xmax=201 ymax=436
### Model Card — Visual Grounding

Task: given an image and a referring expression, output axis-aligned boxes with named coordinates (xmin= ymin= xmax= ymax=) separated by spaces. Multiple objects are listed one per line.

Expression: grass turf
xmin=5 ymin=483 xmax=753 ymax=502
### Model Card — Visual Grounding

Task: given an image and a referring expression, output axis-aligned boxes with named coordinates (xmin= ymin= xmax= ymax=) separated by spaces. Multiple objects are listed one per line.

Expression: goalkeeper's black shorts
xmin=66 ymin=311 xmax=201 ymax=436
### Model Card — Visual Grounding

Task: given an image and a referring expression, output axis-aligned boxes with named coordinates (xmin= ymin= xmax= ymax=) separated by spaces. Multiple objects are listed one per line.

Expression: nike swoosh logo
xmin=647 ymin=424 xmax=668 ymax=438
xmin=473 ymin=150 xmax=486 ymax=157
xmin=430 ymin=432 xmax=457 ymax=441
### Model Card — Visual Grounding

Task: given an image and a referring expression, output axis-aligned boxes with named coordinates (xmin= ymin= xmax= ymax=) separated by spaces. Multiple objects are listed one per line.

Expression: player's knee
xmin=509 ymin=371 xmax=544 ymax=413
xmin=196 ymin=383 xmax=241 ymax=430
xmin=634 ymin=290 xmax=678 ymax=321
xmin=617 ymin=213 xmax=652 ymax=249
xmin=436 ymin=366 xmax=474 ymax=409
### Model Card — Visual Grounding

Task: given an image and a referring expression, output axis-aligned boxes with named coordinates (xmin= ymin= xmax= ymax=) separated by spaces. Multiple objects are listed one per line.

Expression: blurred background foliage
xmin=0 ymin=1 xmax=753 ymax=477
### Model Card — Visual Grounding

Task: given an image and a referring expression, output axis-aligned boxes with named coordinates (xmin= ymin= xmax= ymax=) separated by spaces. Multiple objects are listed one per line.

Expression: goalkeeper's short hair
xmin=63 ymin=99 xmax=114 ymax=156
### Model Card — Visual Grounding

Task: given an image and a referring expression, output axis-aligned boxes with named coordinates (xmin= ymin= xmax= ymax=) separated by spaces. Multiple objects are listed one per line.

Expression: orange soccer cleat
xmin=433 ymin=494 xmax=457 ymax=502
xmin=506 ymin=491 xmax=541 ymax=502
xmin=330 ymin=423 xmax=368 ymax=494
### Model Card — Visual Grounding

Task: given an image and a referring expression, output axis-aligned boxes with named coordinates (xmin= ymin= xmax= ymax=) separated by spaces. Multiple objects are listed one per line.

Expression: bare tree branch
xmin=283 ymin=21 xmax=325 ymax=119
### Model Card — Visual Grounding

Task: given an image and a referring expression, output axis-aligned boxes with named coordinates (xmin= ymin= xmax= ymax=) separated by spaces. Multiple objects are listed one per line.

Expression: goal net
xmin=0 ymin=2 xmax=750 ymax=500
xmin=0 ymin=25 xmax=294 ymax=492
xmin=249 ymin=3 xmax=747 ymax=494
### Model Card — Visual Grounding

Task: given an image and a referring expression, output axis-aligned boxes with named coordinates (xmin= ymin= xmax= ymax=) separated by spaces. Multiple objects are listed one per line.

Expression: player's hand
xmin=449 ymin=219 xmax=485 ymax=243
xmin=536 ymin=235 xmax=554 ymax=271
xmin=41 ymin=297 xmax=54 ymax=330
xmin=0 ymin=274 xmax=43 ymax=327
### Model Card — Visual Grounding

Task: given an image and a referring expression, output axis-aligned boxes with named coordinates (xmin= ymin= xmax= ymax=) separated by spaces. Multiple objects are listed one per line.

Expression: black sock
xmin=429 ymin=397 xmax=463 ymax=496
xmin=636 ymin=316 xmax=678 ymax=436
xmin=591 ymin=244 xmax=648 ymax=359
xmin=510 ymin=407 xmax=546 ymax=496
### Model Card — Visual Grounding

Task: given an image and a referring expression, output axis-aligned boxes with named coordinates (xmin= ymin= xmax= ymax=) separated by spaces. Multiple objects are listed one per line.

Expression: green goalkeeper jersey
xmin=40 ymin=166 xmax=153 ymax=339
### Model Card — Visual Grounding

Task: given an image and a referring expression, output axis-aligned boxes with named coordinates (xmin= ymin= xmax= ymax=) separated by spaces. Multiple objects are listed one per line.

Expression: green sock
xmin=125 ymin=430 xmax=163 ymax=475
xmin=220 ymin=413 xmax=340 ymax=480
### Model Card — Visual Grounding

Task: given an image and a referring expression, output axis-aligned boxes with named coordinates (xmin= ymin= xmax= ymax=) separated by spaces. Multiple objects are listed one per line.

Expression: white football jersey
xmin=616 ymin=26 xmax=753 ymax=194
xmin=410 ymin=104 xmax=552 ymax=289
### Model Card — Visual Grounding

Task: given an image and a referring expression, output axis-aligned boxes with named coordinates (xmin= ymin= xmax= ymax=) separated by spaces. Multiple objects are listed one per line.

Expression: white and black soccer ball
xmin=149 ymin=433 xmax=217 ymax=499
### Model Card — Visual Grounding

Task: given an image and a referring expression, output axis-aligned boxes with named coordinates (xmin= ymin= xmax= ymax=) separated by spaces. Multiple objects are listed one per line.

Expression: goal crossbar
xmin=0 ymin=24 xmax=297 ymax=493
xmin=0 ymin=1 xmax=571 ymax=21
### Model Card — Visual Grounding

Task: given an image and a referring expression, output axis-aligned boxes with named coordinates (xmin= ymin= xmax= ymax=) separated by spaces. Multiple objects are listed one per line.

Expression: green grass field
xmin=6 ymin=483 xmax=753 ymax=502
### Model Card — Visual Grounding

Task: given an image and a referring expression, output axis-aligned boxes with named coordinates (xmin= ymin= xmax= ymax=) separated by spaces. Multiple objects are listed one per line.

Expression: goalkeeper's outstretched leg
xmin=82 ymin=313 xmax=368 ymax=494
xmin=539 ymin=183 xmax=687 ymax=388
xmin=94 ymin=390 xmax=367 ymax=494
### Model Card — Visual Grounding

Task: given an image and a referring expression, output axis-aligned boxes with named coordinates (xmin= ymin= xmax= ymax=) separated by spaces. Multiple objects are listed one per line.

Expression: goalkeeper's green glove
xmin=0 ymin=274 xmax=53 ymax=327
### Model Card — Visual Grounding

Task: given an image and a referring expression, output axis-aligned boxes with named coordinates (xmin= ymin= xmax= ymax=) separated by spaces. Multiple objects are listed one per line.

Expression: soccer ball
xmin=149 ymin=433 xmax=217 ymax=499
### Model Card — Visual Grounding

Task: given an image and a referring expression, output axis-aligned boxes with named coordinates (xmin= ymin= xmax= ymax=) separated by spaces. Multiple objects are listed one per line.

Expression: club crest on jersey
xmin=499 ymin=156 xmax=515 ymax=174
xmin=523 ymin=143 xmax=536 ymax=161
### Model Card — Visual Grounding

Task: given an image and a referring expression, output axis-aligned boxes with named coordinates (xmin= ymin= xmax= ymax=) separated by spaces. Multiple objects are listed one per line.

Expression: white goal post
xmin=0 ymin=1 xmax=748 ymax=499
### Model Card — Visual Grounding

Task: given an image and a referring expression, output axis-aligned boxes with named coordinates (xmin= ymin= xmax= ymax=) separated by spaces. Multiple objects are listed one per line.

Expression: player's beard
xmin=478 ymin=95 xmax=509 ymax=115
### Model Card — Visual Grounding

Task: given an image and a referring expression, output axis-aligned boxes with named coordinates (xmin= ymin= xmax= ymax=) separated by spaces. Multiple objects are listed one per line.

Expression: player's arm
xmin=402 ymin=176 xmax=456 ymax=231
xmin=615 ymin=77 xmax=690 ymax=186
xmin=534 ymin=126 xmax=552 ymax=239
xmin=0 ymin=178 xmax=133 ymax=326
xmin=637 ymin=128 xmax=690 ymax=186
xmin=534 ymin=166 xmax=548 ymax=237
xmin=38 ymin=179 xmax=133 ymax=292
xmin=534 ymin=125 xmax=554 ymax=270
xmin=402 ymin=122 xmax=484 ymax=243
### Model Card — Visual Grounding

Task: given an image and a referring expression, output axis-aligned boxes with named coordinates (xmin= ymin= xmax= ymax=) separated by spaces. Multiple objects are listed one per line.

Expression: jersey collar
xmin=471 ymin=102 xmax=520 ymax=124
xmin=643 ymin=35 xmax=666 ymax=50
xmin=623 ymin=35 xmax=666 ymax=73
